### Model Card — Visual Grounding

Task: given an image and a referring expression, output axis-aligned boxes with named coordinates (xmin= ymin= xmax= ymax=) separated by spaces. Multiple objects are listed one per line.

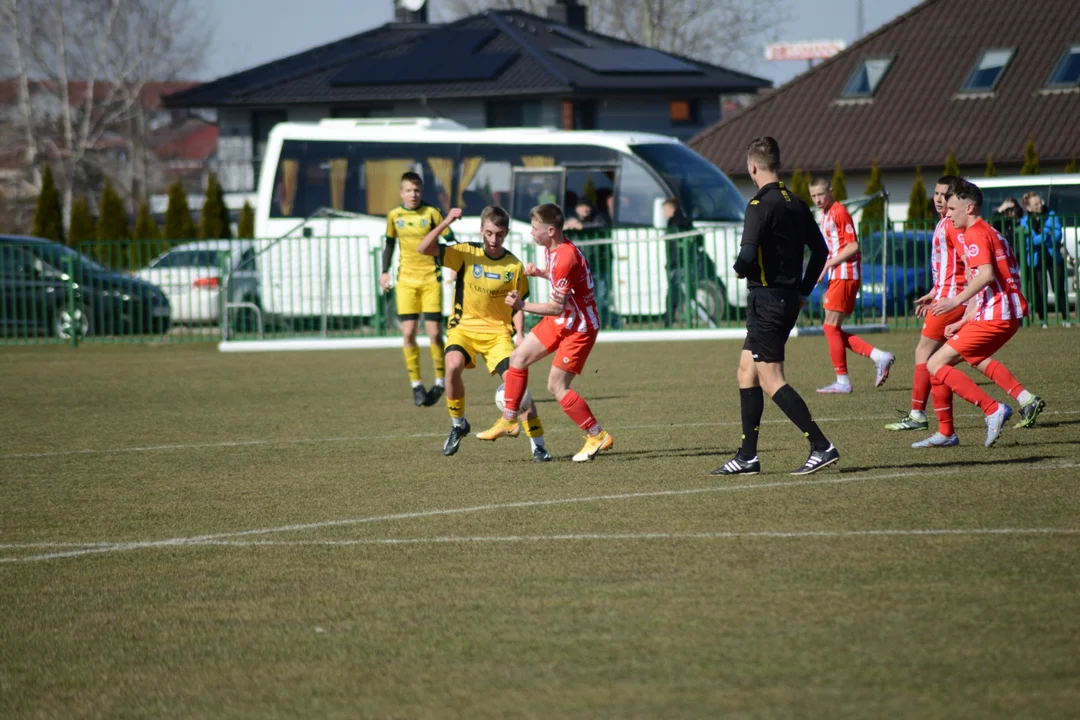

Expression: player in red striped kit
xmin=475 ymin=203 xmax=613 ymax=462
xmin=885 ymin=175 xmax=965 ymax=435
xmin=809 ymin=178 xmax=895 ymax=393
xmin=926 ymin=180 xmax=1044 ymax=448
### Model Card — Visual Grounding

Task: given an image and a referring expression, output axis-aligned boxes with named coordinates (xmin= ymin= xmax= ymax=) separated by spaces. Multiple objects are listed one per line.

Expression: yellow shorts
xmin=395 ymin=281 xmax=442 ymax=318
xmin=446 ymin=328 xmax=515 ymax=375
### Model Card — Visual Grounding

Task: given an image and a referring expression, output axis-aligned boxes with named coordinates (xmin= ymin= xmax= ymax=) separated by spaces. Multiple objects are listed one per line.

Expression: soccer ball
xmin=495 ymin=383 xmax=532 ymax=414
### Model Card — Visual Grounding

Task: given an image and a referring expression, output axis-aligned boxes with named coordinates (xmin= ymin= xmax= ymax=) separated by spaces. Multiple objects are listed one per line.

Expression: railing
xmin=3 ymin=216 xmax=1077 ymax=347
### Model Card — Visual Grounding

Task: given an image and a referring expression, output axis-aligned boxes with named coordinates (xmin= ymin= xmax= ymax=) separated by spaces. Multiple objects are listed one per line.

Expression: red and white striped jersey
xmin=821 ymin=201 xmax=861 ymax=280
xmin=546 ymin=240 xmax=600 ymax=333
xmin=930 ymin=215 xmax=967 ymax=300
xmin=961 ymin=217 xmax=1028 ymax=321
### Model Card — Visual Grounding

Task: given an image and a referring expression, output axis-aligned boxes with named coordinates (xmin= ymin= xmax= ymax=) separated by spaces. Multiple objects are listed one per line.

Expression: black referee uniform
xmin=734 ymin=181 xmax=827 ymax=361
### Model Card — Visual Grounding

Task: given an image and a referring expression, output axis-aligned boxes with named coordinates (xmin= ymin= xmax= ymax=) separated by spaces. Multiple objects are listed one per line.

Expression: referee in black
xmin=712 ymin=136 xmax=838 ymax=476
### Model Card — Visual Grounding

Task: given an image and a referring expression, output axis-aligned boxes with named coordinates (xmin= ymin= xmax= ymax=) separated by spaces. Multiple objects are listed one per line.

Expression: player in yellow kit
xmin=417 ymin=205 xmax=552 ymax=461
xmin=379 ymin=172 xmax=454 ymax=406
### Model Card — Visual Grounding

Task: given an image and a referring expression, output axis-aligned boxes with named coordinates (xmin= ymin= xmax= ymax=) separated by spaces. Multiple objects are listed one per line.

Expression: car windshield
xmin=152 ymin=250 xmax=228 ymax=269
xmin=26 ymin=242 xmax=109 ymax=273
xmin=629 ymin=143 xmax=745 ymax=222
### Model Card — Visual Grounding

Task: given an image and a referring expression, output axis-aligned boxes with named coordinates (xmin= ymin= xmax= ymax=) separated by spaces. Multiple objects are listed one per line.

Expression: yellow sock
xmin=403 ymin=346 xmax=422 ymax=383
xmin=430 ymin=342 xmax=445 ymax=382
xmin=523 ymin=417 xmax=544 ymax=438
xmin=447 ymin=396 xmax=465 ymax=420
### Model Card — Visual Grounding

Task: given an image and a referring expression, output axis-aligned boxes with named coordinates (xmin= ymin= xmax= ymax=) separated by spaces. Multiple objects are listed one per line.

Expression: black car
xmin=1 ymin=235 xmax=171 ymax=338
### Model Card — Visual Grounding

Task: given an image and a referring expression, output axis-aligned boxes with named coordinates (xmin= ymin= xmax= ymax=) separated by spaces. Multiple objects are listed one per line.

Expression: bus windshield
xmin=630 ymin=143 xmax=745 ymax=222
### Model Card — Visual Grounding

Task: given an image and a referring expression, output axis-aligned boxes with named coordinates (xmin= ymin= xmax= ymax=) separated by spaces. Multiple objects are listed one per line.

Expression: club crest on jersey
xmin=967 ymin=244 xmax=979 ymax=257
xmin=420 ymin=218 xmax=429 ymax=228
xmin=555 ymin=278 xmax=570 ymax=291
xmin=504 ymin=271 xmax=514 ymax=282
xmin=472 ymin=265 xmax=483 ymax=278
xmin=396 ymin=219 xmax=405 ymax=228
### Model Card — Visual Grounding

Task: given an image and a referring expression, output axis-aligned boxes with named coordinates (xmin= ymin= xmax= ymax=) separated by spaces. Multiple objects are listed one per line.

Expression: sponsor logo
xmin=484 ymin=271 xmax=501 ymax=280
xmin=555 ymin=278 xmax=570 ymax=291
xmin=967 ymin=244 xmax=979 ymax=257
xmin=845 ymin=224 xmax=854 ymax=234
xmin=472 ymin=265 xmax=483 ymax=278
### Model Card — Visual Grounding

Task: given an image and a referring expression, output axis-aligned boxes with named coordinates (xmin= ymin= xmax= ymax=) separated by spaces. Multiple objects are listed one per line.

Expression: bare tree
xmin=0 ymin=0 xmax=41 ymax=187
xmin=436 ymin=0 xmax=784 ymax=70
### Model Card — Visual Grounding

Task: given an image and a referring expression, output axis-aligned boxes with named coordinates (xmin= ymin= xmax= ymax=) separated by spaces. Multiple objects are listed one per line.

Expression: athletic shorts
xmin=445 ymin=327 xmax=515 ymax=375
xmin=946 ymin=319 xmax=1020 ymax=366
xmin=532 ymin=317 xmax=598 ymax=375
xmin=743 ymin=287 xmax=800 ymax=363
xmin=921 ymin=304 xmax=966 ymax=343
xmin=395 ymin=281 xmax=442 ymax=320
xmin=823 ymin=278 xmax=860 ymax=314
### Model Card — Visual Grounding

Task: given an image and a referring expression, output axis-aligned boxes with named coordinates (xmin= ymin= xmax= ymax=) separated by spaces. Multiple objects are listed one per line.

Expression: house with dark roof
xmin=163 ymin=0 xmax=769 ymax=193
xmin=689 ymin=0 xmax=1080 ymax=218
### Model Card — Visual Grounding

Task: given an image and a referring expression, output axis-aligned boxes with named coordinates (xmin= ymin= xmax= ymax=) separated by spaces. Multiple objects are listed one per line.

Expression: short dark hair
xmin=662 ymin=197 xmax=680 ymax=210
xmin=809 ymin=176 xmax=831 ymax=190
xmin=530 ymin=203 xmax=564 ymax=230
xmin=400 ymin=171 xmax=423 ymax=187
xmin=951 ymin=179 xmax=983 ymax=209
xmin=936 ymin=174 xmax=958 ymax=188
xmin=746 ymin=136 xmax=781 ymax=172
xmin=480 ymin=205 xmax=510 ymax=229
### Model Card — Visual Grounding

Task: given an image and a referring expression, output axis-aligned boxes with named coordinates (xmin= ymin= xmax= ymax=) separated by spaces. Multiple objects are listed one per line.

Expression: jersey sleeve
xmin=548 ymin=247 xmax=577 ymax=299
xmin=385 ymin=210 xmax=398 ymax=239
xmin=441 ymin=243 xmax=465 ymax=274
xmin=833 ymin=204 xmax=858 ymax=246
xmin=734 ymin=200 xmax=766 ymax=276
xmin=515 ymin=262 xmax=530 ymax=301
xmin=429 ymin=208 xmax=455 ymax=241
xmin=964 ymin=225 xmax=993 ymax=268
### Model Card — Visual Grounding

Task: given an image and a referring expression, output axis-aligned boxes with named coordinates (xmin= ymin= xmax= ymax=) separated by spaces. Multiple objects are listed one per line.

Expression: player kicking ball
xmin=417 ymin=206 xmax=551 ymax=462
xmin=475 ymin=203 xmax=613 ymax=463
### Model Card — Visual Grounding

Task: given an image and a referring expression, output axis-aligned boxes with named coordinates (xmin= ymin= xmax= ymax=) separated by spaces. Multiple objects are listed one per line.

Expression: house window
xmin=669 ymin=99 xmax=699 ymax=125
xmin=1046 ymin=44 xmax=1080 ymax=88
xmin=485 ymin=100 xmax=542 ymax=127
xmin=960 ymin=48 xmax=1015 ymax=92
xmin=840 ymin=56 xmax=894 ymax=98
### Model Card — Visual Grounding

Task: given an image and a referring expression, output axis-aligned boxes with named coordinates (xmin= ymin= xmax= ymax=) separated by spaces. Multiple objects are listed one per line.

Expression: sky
xmin=200 ymin=0 xmax=925 ymax=89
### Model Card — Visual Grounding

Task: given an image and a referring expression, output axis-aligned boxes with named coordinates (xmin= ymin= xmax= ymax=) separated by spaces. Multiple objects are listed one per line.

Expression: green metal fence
xmin=2 ymin=217 xmax=1077 ymax=347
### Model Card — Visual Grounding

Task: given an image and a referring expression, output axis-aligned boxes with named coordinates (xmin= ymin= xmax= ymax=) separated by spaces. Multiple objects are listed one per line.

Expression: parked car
xmin=135 ymin=240 xmax=259 ymax=326
xmin=1 ymin=235 xmax=171 ymax=338
xmin=805 ymin=229 xmax=932 ymax=319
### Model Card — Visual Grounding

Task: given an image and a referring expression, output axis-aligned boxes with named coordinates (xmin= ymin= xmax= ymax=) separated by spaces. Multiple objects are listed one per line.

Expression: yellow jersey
xmin=386 ymin=204 xmax=453 ymax=286
xmin=442 ymin=242 xmax=530 ymax=335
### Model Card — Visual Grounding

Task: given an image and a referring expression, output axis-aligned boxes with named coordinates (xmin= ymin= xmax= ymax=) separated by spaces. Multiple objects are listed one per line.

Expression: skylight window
xmin=960 ymin=48 xmax=1014 ymax=92
xmin=1046 ymin=44 xmax=1080 ymax=88
xmin=840 ymin=56 xmax=893 ymax=98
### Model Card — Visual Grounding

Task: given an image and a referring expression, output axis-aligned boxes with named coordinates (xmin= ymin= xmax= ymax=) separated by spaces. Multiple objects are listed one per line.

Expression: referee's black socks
xmin=772 ymin=384 xmax=831 ymax=451
xmin=739 ymin=387 xmax=764 ymax=458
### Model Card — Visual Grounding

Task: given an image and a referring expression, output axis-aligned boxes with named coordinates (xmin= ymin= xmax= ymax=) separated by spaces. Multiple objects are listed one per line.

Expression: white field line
xmin=125 ymin=527 xmax=1080 ymax=547
xmin=2 ymin=459 xmax=1076 ymax=564
xmin=4 ymin=409 xmax=1078 ymax=462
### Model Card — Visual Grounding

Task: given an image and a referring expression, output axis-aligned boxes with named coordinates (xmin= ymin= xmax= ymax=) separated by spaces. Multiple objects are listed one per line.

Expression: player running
xmin=416 ymin=205 xmax=551 ymax=461
xmin=379 ymin=172 xmax=452 ymax=407
xmin=926 ymin=180 xmax=1043 ymax=448
xmin=475 ymin=203 xmax=613 ymax=463
xmin=809 ymin=177 xmax=895 ymax=393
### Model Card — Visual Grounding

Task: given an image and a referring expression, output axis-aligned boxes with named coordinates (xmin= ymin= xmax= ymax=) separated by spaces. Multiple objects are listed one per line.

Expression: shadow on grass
xmin=532 ymin=394 xmax=627 ymax=405
xmin=838 ymin=454 xmax=1060 ymax=474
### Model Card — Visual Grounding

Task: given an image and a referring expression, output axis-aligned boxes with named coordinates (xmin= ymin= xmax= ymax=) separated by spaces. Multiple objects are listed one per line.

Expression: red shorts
xmin=532 ymin=317 xmax=598 ymax=375
xmin=946 ymin=319 xmax=1020 ymax=365
xmin=921 ymin=304 xmax=966 ymax=342
xmin=823 ymin=279 xmax=859 ymax=314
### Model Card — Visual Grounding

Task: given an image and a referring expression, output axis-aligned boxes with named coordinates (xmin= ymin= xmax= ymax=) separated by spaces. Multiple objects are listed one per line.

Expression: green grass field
xmin=2 ymin=329 xmax=1079 ymax=719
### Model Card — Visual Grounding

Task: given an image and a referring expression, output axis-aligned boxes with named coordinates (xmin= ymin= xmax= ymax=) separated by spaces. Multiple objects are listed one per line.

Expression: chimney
xmin=394 ymin=0 xmax=428 ymax=23
xmin=546 ymin=0 xmax=587 ymax=30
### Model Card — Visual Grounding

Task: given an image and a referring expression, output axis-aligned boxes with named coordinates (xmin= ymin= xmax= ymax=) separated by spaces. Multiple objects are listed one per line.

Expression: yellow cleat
xmin=572 ymin=430 xmax=613 ymax=462
xmin=475 ymin=417 xmax=520 ymax=441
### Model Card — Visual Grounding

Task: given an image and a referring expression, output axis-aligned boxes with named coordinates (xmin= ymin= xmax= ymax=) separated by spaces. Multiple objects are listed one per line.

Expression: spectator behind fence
xmin=1020 ymin=191 xmax=1071 ymax=328
xmin=564 ymin=201 xmax=614 ymax=328
xmin=662 ymin=198 xmax=704 ymax=326
xmin=991 ymin=197 xmax=1024 ymax=245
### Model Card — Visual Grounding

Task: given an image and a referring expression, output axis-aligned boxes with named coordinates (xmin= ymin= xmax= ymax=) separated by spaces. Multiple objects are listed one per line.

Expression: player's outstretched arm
xmin=379 ymin=238 xmax=396 ymax=291
xmin=523 ymin=262 xmax=548 ymax=279
xmin=506 ymin=290 xmax=564 ymax=317
xmin=417 ymin=207 xmax=463 ymax=256
xmin=933 ymin=264 xmax=992 ymax=315
xmin=732 ymin=205 xmax=764 ymax=279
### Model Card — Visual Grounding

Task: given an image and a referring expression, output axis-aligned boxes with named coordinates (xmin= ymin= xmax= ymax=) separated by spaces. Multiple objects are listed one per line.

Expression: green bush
xmin=96 ymin=179 xmax=129 ymax=241
xmin=788 ymin=167 xmax=812 ymax=205
xmin=133 ymin=201 xmax=161 ymax=240
xmin=199 ymin=173 xmax=231 ymax=239
xmin=164 ymin=179 xmax=196 ymax=240
xmin=68 ymin=196 xmax=96 ymax=247
xmin=237 ymin=201 xmax=255 ymax=239
xmin=31 ymin=163 xmax=65 ymax=244
xmin=1064 ymin=157 xmax=1078 ymax=174
xmin=830 ymin=163 xmax=847 ymax=203
xmin=862 ymin=157 xmax=885 ymax=225
xmin=907 ymin=168 xmax=933 ymax=221
xmin=984 ymin=154 xmax=998 ymax=177
xmin=943 ymin=147 xmax=960 ymax=178
xmin=1021 ymin=137 xmax=1039 ymax=175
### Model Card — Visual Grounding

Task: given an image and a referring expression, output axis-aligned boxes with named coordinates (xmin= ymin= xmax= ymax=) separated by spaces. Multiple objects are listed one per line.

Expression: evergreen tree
xmin=861 ymin=157 xmax=885 ymax=225
xmin=96 ymin=179 xmax=129 ymax=241
xmin=68 ymin=196 xmax=96 ymax=247
xmin=907 ymin=168 xmax=933 ymax=221
xmin=943 ymin=147 xmax=961 ymax=177
xmin=133 ymin=201 xmax=161 ymax=240
xmin=31 ymin=163 xmax=65 ymax=244
xmin=1064 ymin=157 xmax=1078 ymax=173
xmin=164 ymin=179 xmax=196 ymax=240
xmin=788 ymin=166 xmax=812 ymax=205
xmin=1021 ymin=136 xmax=1040 ymax=175
xmin=984 ymin=154 xmax=998 ymax=177
xmin=829 ymin=162 xmax=847 ymax=203
xmin=199 ymin=173 xmax=231 ymax=239
xmin=237 ymin=201 xmax=255 ymax=239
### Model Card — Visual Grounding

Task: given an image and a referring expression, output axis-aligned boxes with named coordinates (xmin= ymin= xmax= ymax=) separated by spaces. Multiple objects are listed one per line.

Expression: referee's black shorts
xmin=743 ymin=287 xmax=801 ymax=363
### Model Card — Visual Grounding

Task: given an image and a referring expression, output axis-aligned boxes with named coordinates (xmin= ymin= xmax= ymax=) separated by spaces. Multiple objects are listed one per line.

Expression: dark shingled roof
xmin=165 ymin=10 xmax=769 ymax=108
xmin=689 ymin=0 xmax=1080 ymax=177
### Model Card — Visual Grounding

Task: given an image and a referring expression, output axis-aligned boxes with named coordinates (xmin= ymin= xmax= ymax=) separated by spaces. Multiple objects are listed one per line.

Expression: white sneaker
xmin=912 ymin=432 xmax=959 ymax=448
xmin=984 ymin=404 xmax=1013 ymax=447
xmin=874 ymin=352 xmax=896 ymax=388
xmin=816 ymin=382 xmax=853 ymax=394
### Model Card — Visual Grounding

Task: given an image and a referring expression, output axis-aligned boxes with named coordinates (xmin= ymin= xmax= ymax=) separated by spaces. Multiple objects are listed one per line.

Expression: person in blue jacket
xmin=1020 ymin=191 xmax=1071 ymax=327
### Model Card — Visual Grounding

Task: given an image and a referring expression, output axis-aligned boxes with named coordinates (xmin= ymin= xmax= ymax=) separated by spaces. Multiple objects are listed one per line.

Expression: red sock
xmin=502 ymin=366 xmax=529 ymax=417
xmin=842 ymin=330 xmax=875 ymax=358
xmin=823 ymin=324 xmax=848 ymax=375
xmin=558 ymin=390 xmax=599 ymax=432
xmin=912 ymin=363 xmax=931 ymax=413
xmin=936 ymin=366 xmax=999 ymax=416
xmin=929 ymin=374 xmax=954 ymax=436
xmin=982 ymin=359 xmax=1024 ymax=400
